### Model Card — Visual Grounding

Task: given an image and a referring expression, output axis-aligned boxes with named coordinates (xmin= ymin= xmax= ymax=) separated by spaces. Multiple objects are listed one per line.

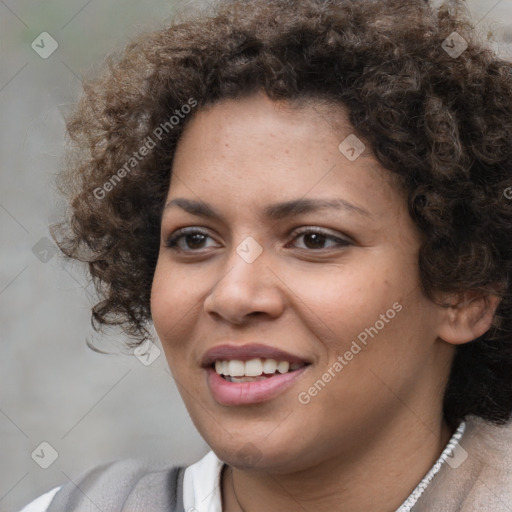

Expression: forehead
xmin=178 ymin=93 xmax=371 ymax=152
xmin=173 ymin=93 xmax=375 ymax=175
xmin=167 ymin=93 xmax=405 ymax=220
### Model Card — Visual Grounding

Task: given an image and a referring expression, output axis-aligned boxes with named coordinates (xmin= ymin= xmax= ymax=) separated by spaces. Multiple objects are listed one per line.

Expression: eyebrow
xmin=163 ymin=197 xmax=371 ymax=222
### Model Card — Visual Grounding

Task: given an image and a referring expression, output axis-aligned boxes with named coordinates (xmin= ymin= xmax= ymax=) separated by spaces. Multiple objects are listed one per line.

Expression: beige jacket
xmin=413 ymin=416 xmax=512 ymax=511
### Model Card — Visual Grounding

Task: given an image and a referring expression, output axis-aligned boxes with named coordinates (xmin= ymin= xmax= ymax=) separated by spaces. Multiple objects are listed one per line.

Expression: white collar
xmin=183 ymin=449 xmax=224 ymax=512
xmin=183 ymin=420 xmax=467 ymax=512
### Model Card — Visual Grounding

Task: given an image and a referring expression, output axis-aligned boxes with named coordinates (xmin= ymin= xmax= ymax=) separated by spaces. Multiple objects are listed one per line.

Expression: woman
xmin=21 ymin=0 xmax=512 ymax=510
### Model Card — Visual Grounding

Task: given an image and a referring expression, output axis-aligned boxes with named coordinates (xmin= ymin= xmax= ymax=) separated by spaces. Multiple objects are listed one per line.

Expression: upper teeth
xmin=214 ymin=358 xmax=303 ymax=377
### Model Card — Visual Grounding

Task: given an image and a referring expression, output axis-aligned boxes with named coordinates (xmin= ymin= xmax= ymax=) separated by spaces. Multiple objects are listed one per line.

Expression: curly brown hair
xmin=53 ymin=0 xmax=512 ymax=428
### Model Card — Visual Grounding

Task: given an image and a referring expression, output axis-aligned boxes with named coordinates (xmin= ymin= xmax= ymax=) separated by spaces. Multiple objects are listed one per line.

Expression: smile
xmin=202 ymin=343 xmax=312 ymax=405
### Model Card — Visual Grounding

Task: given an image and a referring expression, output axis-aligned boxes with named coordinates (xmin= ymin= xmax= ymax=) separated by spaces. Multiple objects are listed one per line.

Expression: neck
xmin=222 ymin=415 xmax=453 ymax=512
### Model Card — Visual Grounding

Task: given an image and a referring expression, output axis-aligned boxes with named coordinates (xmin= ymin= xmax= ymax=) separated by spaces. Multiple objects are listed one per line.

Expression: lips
xmin=201 ymin=343 xmax=312 ymax=406
xmin=206 ymin=366 xmax=309 ymax=405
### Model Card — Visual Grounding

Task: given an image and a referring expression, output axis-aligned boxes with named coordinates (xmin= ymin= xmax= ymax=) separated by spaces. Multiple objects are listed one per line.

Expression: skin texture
xmin=151 ymin=93 xmax=499 ymax=512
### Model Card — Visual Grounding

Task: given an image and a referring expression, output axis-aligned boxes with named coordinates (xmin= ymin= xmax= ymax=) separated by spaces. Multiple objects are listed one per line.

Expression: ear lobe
xmin=437 ymin=290 xmax=502 ymax=345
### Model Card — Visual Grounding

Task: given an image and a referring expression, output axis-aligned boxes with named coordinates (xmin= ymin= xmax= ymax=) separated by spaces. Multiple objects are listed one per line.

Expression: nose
xmin=203 ymin=243 xmax=286 ymax=325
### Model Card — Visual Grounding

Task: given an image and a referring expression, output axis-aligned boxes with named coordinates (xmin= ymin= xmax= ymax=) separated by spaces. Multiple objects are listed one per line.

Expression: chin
xmin=210 ymin=435 xmax=305 ymax=472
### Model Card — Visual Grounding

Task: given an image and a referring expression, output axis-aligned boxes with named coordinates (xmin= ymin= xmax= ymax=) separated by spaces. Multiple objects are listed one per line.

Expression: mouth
xmin=202 ymin=344 xmax=312 ymax=405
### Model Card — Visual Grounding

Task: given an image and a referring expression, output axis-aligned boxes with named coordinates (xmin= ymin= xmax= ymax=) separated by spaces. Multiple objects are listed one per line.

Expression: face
xmin=151 ymin=92 xmax=454 ymax=473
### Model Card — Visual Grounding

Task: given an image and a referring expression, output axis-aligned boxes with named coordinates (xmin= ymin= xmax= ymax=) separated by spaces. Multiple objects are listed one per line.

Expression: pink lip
xmin=201 ymin=343 xmax=310 ymax=368
xmin=206 ymin=365 xmax=309 ymax=406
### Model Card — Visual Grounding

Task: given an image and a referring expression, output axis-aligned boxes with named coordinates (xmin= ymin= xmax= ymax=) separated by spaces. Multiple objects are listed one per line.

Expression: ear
xmin=437 ymin=289 xmax=503 ymax=345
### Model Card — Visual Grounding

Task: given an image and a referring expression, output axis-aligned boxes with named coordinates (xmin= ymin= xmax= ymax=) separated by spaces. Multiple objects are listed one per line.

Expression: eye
xmin=165 ymin=228 xmax=219 ymax=252
xmin=288 ymin=227 xmax=351 ymax=250
xmin=165 ymin=226 xmax=352 ymax=253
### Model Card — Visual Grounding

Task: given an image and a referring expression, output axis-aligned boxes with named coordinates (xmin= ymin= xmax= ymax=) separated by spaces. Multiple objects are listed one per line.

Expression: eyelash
xmin=164 ymin=227 xmax=351 ymax=253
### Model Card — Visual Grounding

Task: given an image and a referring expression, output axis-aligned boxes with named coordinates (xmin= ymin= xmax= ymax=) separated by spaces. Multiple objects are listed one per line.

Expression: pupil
xmin=304 ymin=233 xmax=325 ymax=249
xmin=187 ymin=233 xmax=206 ymax=249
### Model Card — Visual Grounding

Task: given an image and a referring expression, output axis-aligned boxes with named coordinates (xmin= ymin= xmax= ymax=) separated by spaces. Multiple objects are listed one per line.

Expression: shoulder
xmin=453 ymin=417 xmax=512 ymax=510
xmin=21 ymin=458 xmax=186 ymax=512
xmin=414 ymin=416 xmax=512 ymax=511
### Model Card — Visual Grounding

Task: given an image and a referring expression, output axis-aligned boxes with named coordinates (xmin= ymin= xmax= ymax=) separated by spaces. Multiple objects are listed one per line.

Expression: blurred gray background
xmin=0 ymin=0 xmax=511 ymax=510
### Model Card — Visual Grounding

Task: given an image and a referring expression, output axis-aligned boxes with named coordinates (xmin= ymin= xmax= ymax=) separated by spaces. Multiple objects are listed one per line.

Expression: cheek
xmin=284 ymin=262 xmax=405 ymax=346
xmin=150 ymin=261 xmax=203 ymax=353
